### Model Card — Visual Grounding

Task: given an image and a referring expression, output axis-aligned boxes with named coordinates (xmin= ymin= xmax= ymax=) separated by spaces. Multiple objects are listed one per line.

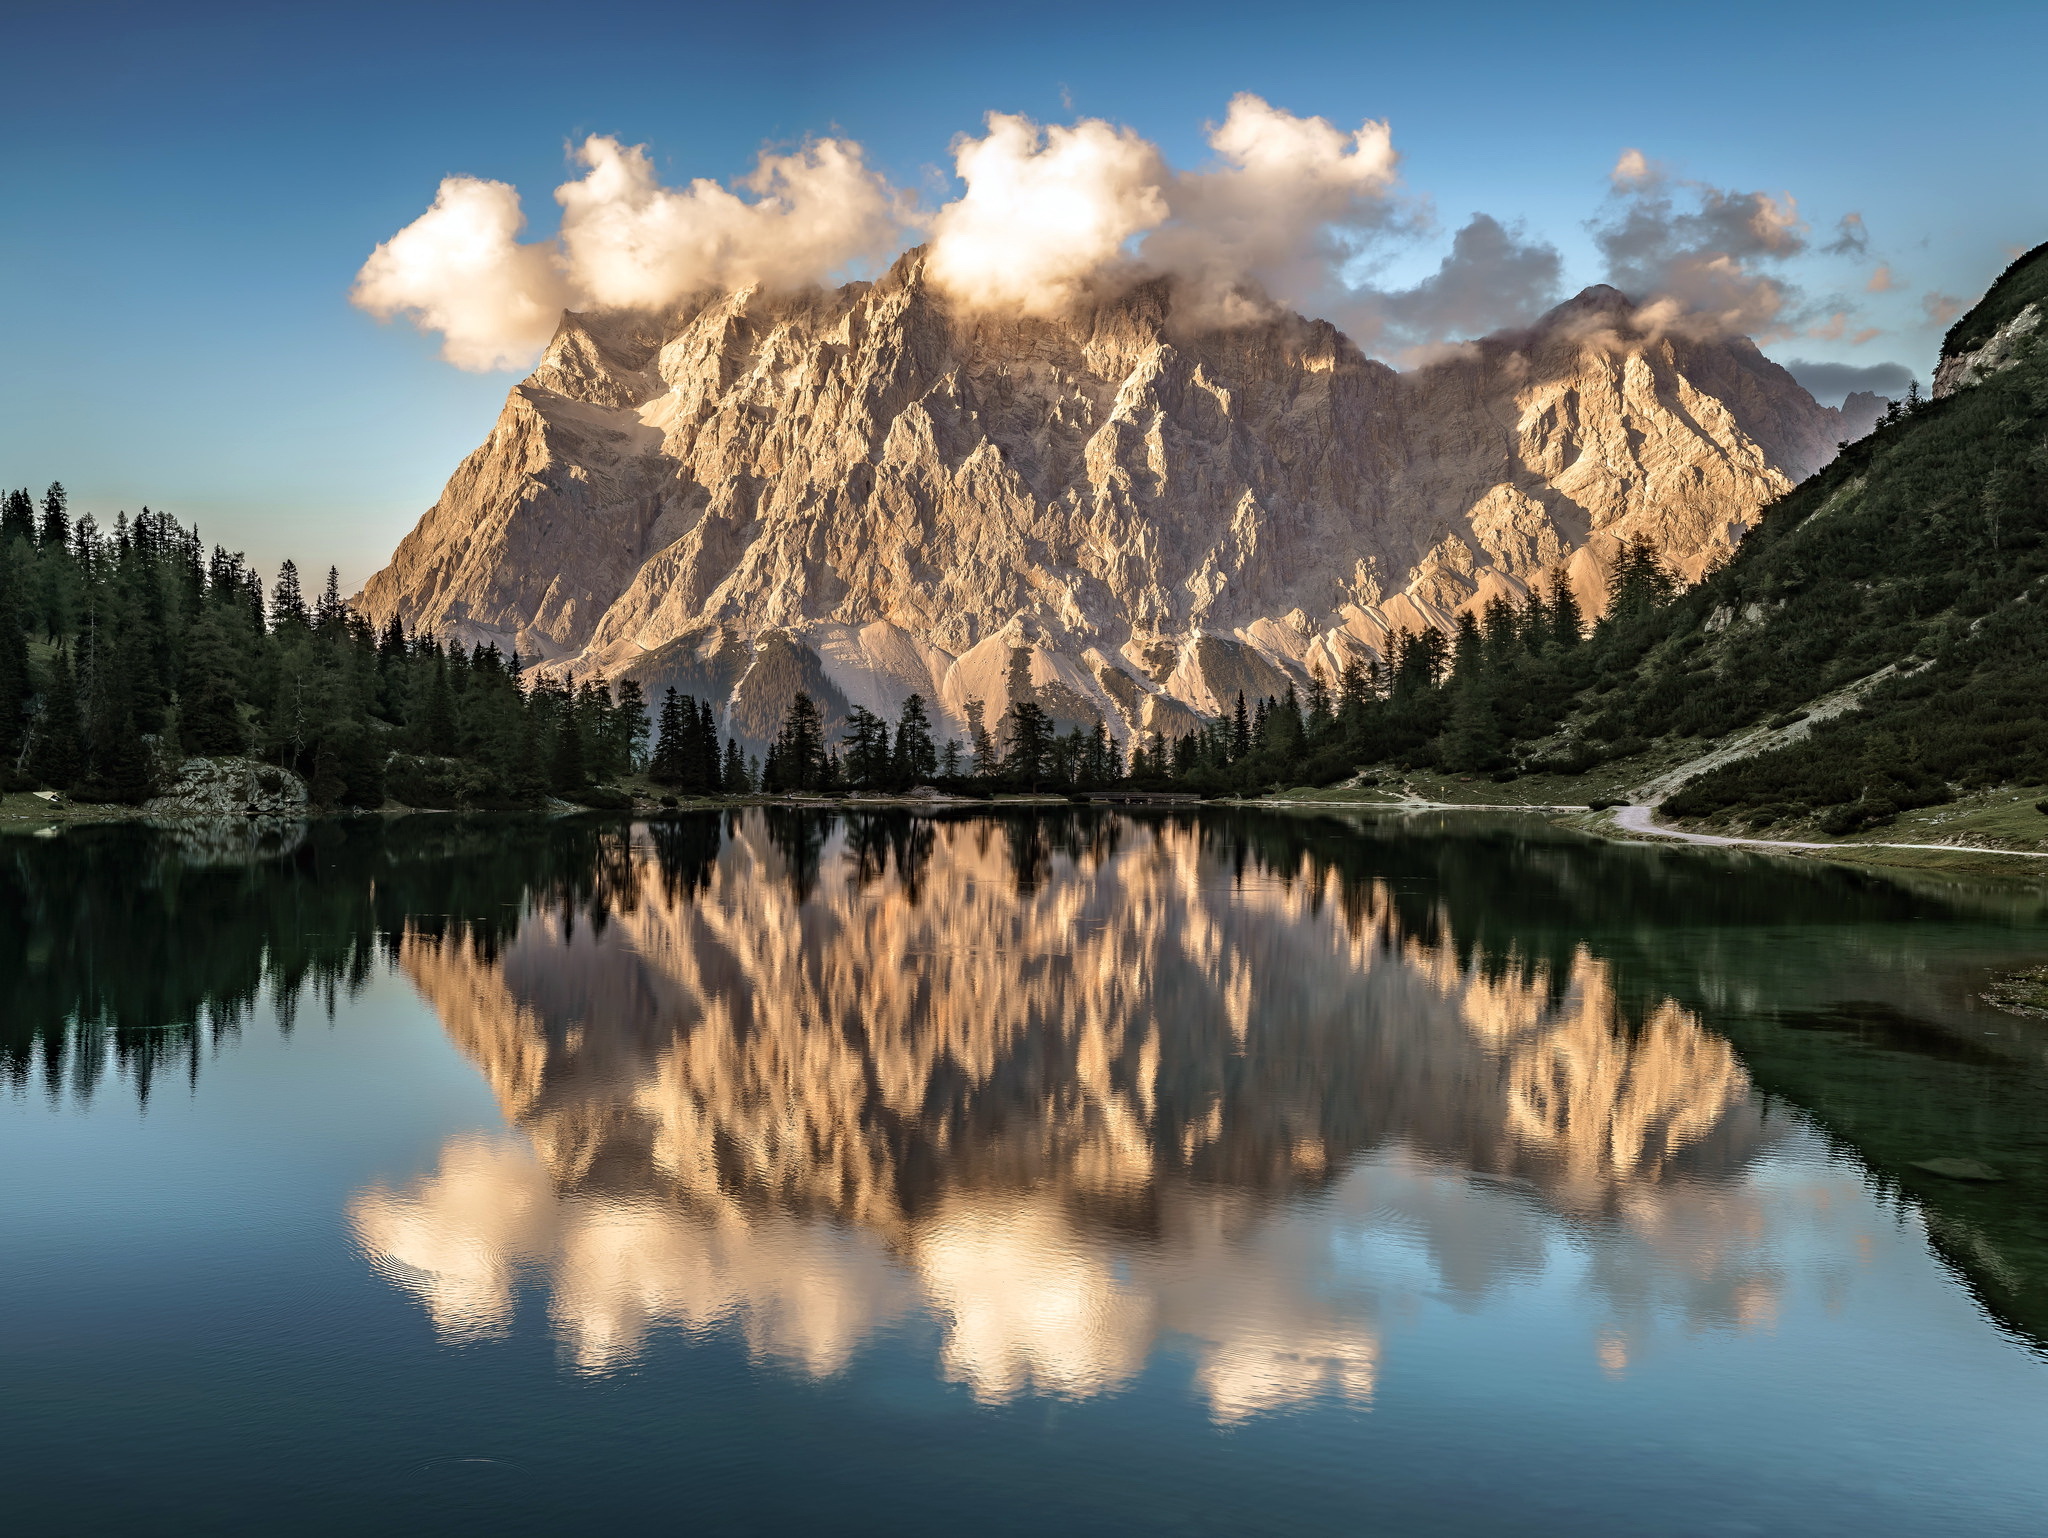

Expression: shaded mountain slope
xmin=1571 ymin=242 xmax=2048 ymax=831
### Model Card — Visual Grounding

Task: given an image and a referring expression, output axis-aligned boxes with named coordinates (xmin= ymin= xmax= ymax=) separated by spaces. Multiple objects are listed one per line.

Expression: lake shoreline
xmin=11 ymin=785 xmax=2048 ymax=884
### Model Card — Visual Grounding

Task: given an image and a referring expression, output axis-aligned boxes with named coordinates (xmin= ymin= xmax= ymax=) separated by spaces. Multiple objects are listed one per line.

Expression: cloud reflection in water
xmin=350 ymin=813 xmax=1885 ymax=1417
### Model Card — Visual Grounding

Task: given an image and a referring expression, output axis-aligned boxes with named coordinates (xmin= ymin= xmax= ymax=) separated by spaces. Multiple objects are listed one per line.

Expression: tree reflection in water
xmin=7 ymin=808 xmax=2040 ymax=1402
xmin=349 ymin=810 xmax=1879 ymax=1413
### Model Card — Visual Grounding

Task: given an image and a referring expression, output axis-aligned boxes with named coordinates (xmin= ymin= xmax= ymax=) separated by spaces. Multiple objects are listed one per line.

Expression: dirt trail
xmin=1611 ymin=802 xmax=2048 ymax=859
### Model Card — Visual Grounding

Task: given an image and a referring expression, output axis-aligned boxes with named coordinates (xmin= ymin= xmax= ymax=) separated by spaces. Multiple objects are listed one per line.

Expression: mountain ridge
xmin=359 ymin=250 xmax=1859 ymax=745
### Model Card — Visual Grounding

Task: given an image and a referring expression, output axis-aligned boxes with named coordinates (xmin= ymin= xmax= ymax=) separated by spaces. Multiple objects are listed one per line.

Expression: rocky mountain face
xmin=1934 ymin=301 xmax=2042 ymax=397
xmin=359 ymin=249 xmax=1854 ymax=745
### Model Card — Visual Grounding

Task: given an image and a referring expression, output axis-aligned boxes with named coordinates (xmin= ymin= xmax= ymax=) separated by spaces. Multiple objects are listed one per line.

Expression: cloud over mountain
xmin=353 ymin=102 xmax=1874 ymax=372
xmin=1593 ymin=148 xmax=1809 ymax=339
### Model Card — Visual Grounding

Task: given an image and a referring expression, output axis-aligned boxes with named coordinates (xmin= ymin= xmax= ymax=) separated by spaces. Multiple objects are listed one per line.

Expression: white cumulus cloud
xmin=353 ymin=136 xmax=908 ymax=371
xmin=556 ymin=134 xmax=905 ymax=310
xmin=1140 ymin=93 xmax=1401 ymax=327
xmin=354 ymin=108 xmax=1873 ymax=372
xmin=926 ymin=114 xmax=1170 ymax=315
xmin=351 ymin=175 xmax=571 ymax=371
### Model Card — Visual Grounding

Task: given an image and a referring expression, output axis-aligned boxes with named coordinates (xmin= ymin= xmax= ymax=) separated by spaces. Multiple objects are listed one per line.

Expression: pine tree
xmin=76 ymin=654 xmax=151 ymax=804
xmin=1518 ymin=586 xmax=1553 ymax=655
xmin=1268 ymin=686 xmax=1305 ymax=763
xmin=770 ymin=691 xmax=828 ymax=792
xmin=508 ymin=718 xmax=548 ymax=804
xmin=1451 ymin=611 xmax=1485 ymax=681
xmin=574 ymin=678 xmax=615 ymax=779
xmin=26 ymin=646 xmax=83 ymax=790
xmin=1440 ymin=683 xmax=1507 ymax=773
xmin=1001 ymin=695 xmax=1052 ymax=787
xmin=1230 ymin=692 xmax=1251 ymax=761
xmin=39 ymin=485 xmax=69 ymax=549
xmin=842 ymin=705 xmax=890 ymax=788
xmin=1338 ymin=657 xmax=1372 ymax=726
xmin=721 ymin=736 xmax=749 ymax=793
xmin=418 ymin=657 xmax=458 ymax=755
xmin=964 ymin=697 xmax=997 ymax=779
xmin=893 ymin=693 xmax=939 ymax=784
xmin=314 ymin=567 xmax=346 ymax=637
xmin=270 ymin=560 xmax=308 ymax=630
xmin=1606 ymin=538 xmax=1675 ymax=620
xmin=692 ymin=699 xmax=721 ymax=794
xmin=650 ymin=687 xmax=689 ymax=786
xmin=1304 ymin=669 xmax=1333 ymax=740
xmin=36 ymin=534 xmax=78 ymax=643
xmin=1 ymin=489 xmax=35 ymax=547
xmin=613 ymin=679 xmax=650 ymax=774
xmin=1548 ymin=574 xmax=1584 ymax=649
xmin=1479 ymin=593 xmax=1520 ymax=668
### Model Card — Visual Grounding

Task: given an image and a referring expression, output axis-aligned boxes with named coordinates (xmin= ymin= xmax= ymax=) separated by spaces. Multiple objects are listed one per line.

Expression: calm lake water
xmin=5 ymin=809 xmax=2048 ymax=1535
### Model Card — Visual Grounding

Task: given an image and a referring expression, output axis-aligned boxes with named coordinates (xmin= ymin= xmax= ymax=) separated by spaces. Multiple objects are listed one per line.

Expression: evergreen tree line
xmin=0 ymin=492 xmax=664 ymax=807
xmin=0 ymin=477 xmax=1746 ymax=814
xmin=753 ymin=649 xmax=1127 ymax=796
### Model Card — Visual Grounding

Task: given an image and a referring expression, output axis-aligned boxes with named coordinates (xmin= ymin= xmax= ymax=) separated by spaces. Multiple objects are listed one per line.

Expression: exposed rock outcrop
xmin=143 ymin=756 xmax=309 ymax=818
xmin=1934 ymin=301 xmax=2042 ymax=398
xmin=360 ymin=253 xmax=1854 ymax=744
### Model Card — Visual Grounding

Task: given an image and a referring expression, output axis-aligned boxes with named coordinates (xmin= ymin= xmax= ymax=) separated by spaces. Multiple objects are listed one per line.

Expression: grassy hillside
xmin=1572 ymin=242 xmax=2048 ymax=834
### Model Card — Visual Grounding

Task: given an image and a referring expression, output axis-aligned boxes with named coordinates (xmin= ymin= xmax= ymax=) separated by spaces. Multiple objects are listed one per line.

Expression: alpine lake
xmin=5 ymin=806 xmax=2047 ymax=1536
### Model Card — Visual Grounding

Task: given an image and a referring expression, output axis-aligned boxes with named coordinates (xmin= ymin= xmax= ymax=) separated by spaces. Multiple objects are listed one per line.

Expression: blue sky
xmin=4 ymin=0 xmax=2043 ymax=588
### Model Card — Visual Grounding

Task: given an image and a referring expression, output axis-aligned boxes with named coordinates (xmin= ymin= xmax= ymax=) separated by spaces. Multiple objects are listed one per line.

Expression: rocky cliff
xmin=360 ymin=250 xmax=1853 ymax=743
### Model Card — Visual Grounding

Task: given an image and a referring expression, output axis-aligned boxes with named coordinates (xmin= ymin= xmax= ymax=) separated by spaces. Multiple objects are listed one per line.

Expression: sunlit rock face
xmin=357 ymin=256 xmax=1849 ymax=743
xmin=352 ymin=813 xmax=1885 ymax=1415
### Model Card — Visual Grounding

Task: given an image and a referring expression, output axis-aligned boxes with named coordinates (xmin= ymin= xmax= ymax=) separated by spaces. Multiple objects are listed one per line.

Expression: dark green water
xmin=5 ymin=809 xmax=2048 ymax=1535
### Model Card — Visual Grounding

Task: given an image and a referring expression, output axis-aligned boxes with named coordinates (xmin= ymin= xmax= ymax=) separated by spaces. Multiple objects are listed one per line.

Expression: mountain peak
xmin=360 ymin=271 xmax=1845 ymax=746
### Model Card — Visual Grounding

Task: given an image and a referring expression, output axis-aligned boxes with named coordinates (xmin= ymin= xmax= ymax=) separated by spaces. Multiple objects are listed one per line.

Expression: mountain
xmin=1559 ymin=242 xmax=2048 ymax=831
xmin=1838 ymin=389 xmax=1891 ymax=441
xmin=360 ymin=250 xmax=1854 ymax=745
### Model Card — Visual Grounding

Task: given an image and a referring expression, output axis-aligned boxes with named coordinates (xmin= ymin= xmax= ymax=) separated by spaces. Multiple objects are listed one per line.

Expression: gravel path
xmin=1611 ymin=803 xmax=2048 ymax=859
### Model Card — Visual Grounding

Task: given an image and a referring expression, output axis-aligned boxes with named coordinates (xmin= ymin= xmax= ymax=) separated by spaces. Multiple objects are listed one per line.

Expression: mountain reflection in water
xmin=346 ymin=811 xmax=1887 ymax=1413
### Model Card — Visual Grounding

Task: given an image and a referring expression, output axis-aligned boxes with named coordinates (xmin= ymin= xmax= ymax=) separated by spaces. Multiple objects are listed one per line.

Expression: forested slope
xmin=1595 ymin=242 xmax=2048 ymax=831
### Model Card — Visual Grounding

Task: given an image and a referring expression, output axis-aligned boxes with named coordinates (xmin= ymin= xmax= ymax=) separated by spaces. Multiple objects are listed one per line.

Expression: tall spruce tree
xmin=270 ymin=560 xmax=308 ymax=630
xmin=1548 ymin=574 xmax=1584 ymax=648
xmin=76 ymin=651 xmax=152 ymax=804
xmin=893 ymin=693 xmax=938 ymax=784
xmin=179 ymin=612 xmax=246 ymax=756
xmin=650 ymin=688 xmax=689 ymax=786
xmin=769 ymin=691 xmax=828 ymax=792
xmin=39 ymin=484 xmax=69 ymax=550
xmin=721 ymin=736 xmax=749 ymax=794
xmin=842 ymin=705 xmax=891 ymax=788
